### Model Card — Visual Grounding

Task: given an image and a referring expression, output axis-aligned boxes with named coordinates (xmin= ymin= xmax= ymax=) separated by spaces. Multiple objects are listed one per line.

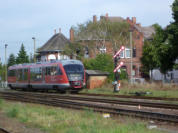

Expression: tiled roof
xmin=85 ymin=70 xmax=109 ymax=76
xmin=134 ymin=25 xmax=155 ymax=39
xmin=38 ymin=33 xmax=70 ymax=53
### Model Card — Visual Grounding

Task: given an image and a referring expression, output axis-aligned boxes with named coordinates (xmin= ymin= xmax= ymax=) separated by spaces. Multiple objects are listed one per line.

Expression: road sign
xmin=114 ymin=62 xmax=124 ymax=72
xmin=113 ymin=46 xmax=125 ymax=58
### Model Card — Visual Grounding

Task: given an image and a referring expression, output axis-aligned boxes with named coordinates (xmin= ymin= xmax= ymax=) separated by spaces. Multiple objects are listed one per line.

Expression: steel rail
xmin=79 ymin=93 xmax=178 ymax=101
xmin=0 ymin=128 xmax=9 ymax=133
xmin=1 ymin=91 xmax=178 ymax=110
xmin=0 ymin=92 xmax=178 ymax=123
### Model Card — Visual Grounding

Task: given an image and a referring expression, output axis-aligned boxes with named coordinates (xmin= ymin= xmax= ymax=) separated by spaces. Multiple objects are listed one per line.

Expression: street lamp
xmin=5 ymin=44 xmax=8 ymax=88
xmin=129 ymin=28 xmax=133 ymax=84
xmin=32 ymin=37 xmax=36 ymax=63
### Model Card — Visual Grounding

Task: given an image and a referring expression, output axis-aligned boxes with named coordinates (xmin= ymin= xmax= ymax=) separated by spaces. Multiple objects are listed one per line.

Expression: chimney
xmin=105 ymin=13 xmax=109 ymax=20
xmin=70 ymin=28 xmax=74 ymax=42
xmin=93 ymin=15 xmax=97 ymax=23
xmin=132 ymin=17 xmax=136 ymax=24
xmin=54 ymin=29 xmax=56 ymax=34
xmin=59 ymin=28 xmax=61 ymax=33
xmin=136 ymin=23 xmax=141 ymax=27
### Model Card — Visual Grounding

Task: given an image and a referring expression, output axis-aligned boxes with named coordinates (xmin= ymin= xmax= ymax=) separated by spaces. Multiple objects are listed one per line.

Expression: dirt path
xmin=0 ymin=112 xmax=46 ymax=133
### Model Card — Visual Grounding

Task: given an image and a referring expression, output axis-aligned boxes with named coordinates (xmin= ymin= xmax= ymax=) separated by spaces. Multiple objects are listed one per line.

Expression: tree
xmin=0 ymin=63 xmax=6 ymax=81
xmin=141 ymin=40 xmax=157 ymax=79
xmin=7 ymin=53 xmax=16 ymax=67
xmin=152 ymin=24 xmax=175 ymax=74
xmin=73 ymin=19 xmax=130 ymax=56
xmin=167 ymin=0 xmax=178 ymax=62
xmin=63 ymin=42 xmax=84 ymax=60
xmin=141 ymin=23 xmax=175 ymax=80
xmin=83 ymin=54 xmax=114 ymax=80
xmin=16 ymin=44 xmax=29 ymax=64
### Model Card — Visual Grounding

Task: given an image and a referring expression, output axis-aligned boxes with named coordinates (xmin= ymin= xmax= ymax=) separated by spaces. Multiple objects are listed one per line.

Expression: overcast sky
xmin=0 ymin=0 xmax=174 ymax=63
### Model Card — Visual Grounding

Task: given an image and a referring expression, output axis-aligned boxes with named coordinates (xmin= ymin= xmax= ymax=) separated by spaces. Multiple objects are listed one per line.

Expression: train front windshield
xmin=64 ymin=64 xmax=84 ymax=81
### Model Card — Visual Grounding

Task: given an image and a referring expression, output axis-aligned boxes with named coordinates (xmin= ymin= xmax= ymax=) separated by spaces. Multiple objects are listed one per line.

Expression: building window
xmin=133 ymin=47 xmax=136 ymax=57
xmin=125 ymin=48 xmax=131 ymax=58
xmin=120 ymin=51 xmax=124 ymax=58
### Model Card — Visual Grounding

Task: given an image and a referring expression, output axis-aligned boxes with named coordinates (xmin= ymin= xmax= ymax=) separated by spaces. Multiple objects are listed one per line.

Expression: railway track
xmin=0 ymin=128 xmax=9 ymax=133
xmin=79 ymin=93 xmax=178 ymax=101
xmin=0 ymin=91 xmax=178 ymax=123
xmin=2 ymin=91 xmax=178 ymax=110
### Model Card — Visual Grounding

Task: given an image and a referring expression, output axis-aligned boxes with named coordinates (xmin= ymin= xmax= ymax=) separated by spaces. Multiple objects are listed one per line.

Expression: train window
xmin=30 ymin=67 xmax=42 ymax=81
xmin=64 ymin=64 xmax=84 ymax=73
xmin=51 ymin=66 xmax=57 ymax=76
xmin=45 ymin=66 xmax=62 ymax=76
xmin=8 ymin=70 xmax=16 ymax=77
xmin=17 ymin=69 xmax=23 ymax=81
xmin=58 ymin=67 xmax=62 ymax=75
xmin=45 ymin=67 xmax=51 ymax=75
xmin=24 ymin=69 xmax=28 ymax=80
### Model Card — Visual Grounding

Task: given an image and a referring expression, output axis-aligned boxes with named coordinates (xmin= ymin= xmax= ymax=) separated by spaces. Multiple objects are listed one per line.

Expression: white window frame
xmin=125 ymin=48 xmax=131 ymax=58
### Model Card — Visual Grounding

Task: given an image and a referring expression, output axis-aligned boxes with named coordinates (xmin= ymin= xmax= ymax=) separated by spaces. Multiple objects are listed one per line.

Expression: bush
xmin=120 ymin=69 xmax=128 ymax=80
xmin=83 ymin=54 xmax=114 ymax=81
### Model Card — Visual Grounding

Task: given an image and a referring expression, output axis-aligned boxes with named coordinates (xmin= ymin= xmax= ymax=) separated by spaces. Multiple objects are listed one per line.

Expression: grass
xmin=81 ymin=81 xmax=178 ymax=98
xmin=0 ymin=100 xmax=164 ymax=133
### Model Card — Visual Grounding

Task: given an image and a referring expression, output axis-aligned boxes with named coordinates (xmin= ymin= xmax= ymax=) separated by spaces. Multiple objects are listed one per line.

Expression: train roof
xmin=8 ymin=59 xmax=83 ymax=70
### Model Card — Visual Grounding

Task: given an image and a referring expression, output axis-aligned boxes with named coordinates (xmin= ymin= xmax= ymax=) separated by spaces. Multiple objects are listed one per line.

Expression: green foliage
xmin=166 ymin=0 xmax=178 ymax=63
xmin=0 ymin=63 xmax=5 ymax=81
xmin=7 ymin=53 xmax=16 ymax=67
xmin=16 ymin=44 xmax=29 ymax=64
xmin=173 ymin=63 xmax=178 ymax=69
xmin=7 ymin=107 xmax=19 ymax=118
xmin=73 ymin=19 xmax=130 ymax=53
xmin=120 ymin=69 xmax=128 ymax=80
xmin=141 ymin=24 xmax=175 ymax=75
xmin=83 ymin=54 xmax=114 ymax=80
xmin=63 ymin=42 xmax=84 ymax=60
xmin=0 ymin=101 xmax=162 ymax=133
xmin=141 ymin=40 xmax=158 ymax=78
xmin=172 ymin=0 xmax=178 ymax=22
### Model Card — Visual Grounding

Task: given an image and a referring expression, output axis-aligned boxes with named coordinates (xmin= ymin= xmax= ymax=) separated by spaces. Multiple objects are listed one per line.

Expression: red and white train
xmin=8 ymin=59 xmax=86 ymax=92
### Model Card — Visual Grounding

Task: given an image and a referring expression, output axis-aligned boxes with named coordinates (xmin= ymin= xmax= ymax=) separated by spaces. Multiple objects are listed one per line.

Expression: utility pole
xmin=5 ymin=44 xmax=8 ymax=88
xmin=129 ymin=29 xmax=133 ymax=84
xmin=32 ymin=37 xmax=36 ymax=63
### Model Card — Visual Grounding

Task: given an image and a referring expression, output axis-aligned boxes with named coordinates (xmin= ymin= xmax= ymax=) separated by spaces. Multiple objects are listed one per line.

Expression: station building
xmin=69 ymin=14 xmax=155 ymax=79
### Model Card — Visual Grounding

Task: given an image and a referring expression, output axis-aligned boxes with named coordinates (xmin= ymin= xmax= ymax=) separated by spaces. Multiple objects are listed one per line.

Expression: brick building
xmin=70 ymin=14 xmax=155 ymax=78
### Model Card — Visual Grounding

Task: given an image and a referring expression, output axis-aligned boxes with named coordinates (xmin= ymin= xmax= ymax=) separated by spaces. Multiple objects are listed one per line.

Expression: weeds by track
xmin=0 ymin=90 xmax=178 ymax=123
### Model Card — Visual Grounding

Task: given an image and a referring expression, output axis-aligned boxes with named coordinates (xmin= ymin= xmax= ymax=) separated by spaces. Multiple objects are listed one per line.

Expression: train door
xmin=42 ymin=67 xmax=45 ymax=83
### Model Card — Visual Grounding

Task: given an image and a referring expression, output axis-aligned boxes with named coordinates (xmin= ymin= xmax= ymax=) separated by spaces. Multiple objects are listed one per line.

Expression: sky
xmin=0 ymin=0 xmax=174 ymax=63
